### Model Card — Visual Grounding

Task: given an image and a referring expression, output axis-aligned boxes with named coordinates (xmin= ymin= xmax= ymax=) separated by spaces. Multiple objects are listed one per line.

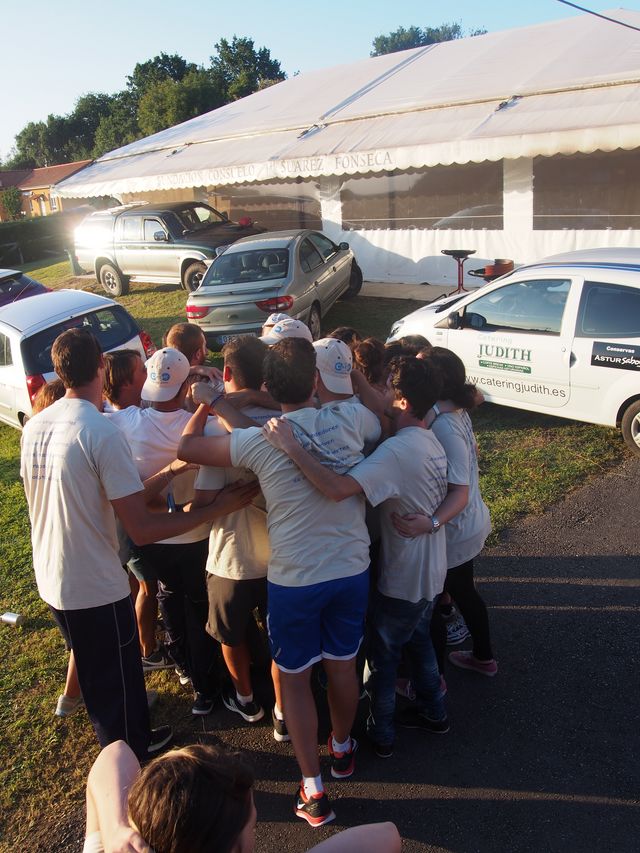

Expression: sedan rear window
xmin=21 ymin=306 xmax=140 ymax=374
xmin=204 ymin=249 xmax=289 ymax=286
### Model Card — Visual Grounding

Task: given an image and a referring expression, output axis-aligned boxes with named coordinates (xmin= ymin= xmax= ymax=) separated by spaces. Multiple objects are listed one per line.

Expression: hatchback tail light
xmin=255 ymin=295 xmax=294 ymax=313
xmin=26 ymin=374 xmax=46 ymax=403
xmin=186 ymin=305 xmax=212 ymax=320
xmin=139 ymin=330 xmax=156 ymax=357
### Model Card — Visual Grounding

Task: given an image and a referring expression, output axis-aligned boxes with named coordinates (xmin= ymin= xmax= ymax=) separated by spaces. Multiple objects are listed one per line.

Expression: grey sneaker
xmin=222 ymin=689 xmax=265 ymax=723
xmin=272 ymin=708 xmax=290 ymax=742
xmin=55 ymin=694 xmax=84 ymax=717
xmin=141 ymin=646 xmax=173 ymax=671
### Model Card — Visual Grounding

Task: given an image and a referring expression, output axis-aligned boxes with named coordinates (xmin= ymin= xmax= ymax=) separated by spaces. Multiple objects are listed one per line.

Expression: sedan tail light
xmin=26 ymin=374 xmax=46 ymax=403
xmin=186 ymin=304 xmax=212 ymax=320
xmin=255 ymin=295 xmax=294 ymax=313
xmin=139 ymin=330 xmax=156 ymax=357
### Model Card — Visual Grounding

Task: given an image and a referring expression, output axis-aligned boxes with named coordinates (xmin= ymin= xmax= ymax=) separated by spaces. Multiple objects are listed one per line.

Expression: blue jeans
xmin=366 ymin=592 xmax=445 ymax=745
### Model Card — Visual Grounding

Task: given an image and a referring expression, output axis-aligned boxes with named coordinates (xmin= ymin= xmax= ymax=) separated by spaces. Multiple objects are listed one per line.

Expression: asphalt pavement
xmin=45 ymin=454 xmax=640 ymax=853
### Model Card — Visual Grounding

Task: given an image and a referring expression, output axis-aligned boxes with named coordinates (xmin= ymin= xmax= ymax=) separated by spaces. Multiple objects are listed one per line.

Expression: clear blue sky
xmin=2 ymin=0 xmax=639 ymax=159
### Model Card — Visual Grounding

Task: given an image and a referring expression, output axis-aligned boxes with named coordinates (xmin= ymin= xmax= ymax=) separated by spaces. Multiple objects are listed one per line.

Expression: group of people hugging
xmin=20 ymin=310 xmax=496 ymax=851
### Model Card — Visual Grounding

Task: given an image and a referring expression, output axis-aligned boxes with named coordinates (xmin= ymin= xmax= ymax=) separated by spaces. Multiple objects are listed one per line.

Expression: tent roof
xmin=56 ymin=9 xmax=640 ymax=198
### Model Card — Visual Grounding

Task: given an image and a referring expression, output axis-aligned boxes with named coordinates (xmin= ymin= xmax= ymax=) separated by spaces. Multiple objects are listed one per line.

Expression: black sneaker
xmin=141 ymin=646 xmax=173 ymax=671
xmin=146 ymin=725 xmax=173 ymax=755
xmin=191 ymin=692 xmax=215 ymax=716
xmin=368 ymin=736 xmax=393 ymax=759
xmin=327 ymin=734 xmax=358 ymax=779
xmin=175 ymin=666 xmax=191 ymax=686
xmin=272 ymin=708 xmax=290 ymax=742
xmin=222 ymin=689 xmax=265 ymax=723
xmin=294 ymin=785 xmax=335 ymax=827
xmin=398 ymin=709 xmax=450 ymax=734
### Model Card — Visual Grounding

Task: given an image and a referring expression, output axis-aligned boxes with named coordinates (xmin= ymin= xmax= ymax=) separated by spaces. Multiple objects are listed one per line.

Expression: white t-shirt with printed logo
xmin=106 ymin=406 xmax=210 ymax=545
xmin=349 ymin=426 xmax=449 ymax=603
xmin=195 ymin=406 xmax=281 ymax=581
xmin=230 ymin=406 xmax=370 ymax=587
xmin=20 ymin=398 xmax=144 ymax=610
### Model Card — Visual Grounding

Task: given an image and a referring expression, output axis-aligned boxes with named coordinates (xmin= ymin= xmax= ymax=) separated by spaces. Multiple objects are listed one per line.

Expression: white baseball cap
xmin=263 ymin=312 xmax=291 ymax=328
xmin=313 ymin=337 xmax=353 ymax=395
xmin=142 ymin=348 xmax=191 ymax=402
xmin=259 ymin=318 xmax=313 ymax=345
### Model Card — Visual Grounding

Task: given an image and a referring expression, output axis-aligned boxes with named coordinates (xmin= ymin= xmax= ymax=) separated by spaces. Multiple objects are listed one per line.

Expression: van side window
xmin=577 ymin=281 xmax=640 ymax=338
xmin=464 ymin=279 xmax=570 ymax=334
xmin=0 ymin=333 xmax=12 ymax=367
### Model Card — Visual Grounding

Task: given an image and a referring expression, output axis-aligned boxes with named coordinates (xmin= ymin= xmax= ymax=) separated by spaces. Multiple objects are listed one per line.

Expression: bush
xmin=0 ymin=213 xmax=76 ymax=264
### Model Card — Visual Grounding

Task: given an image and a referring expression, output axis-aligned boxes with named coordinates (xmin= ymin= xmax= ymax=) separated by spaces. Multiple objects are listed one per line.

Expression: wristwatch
xmin=429 ymin=515 xmax=441 ymax=534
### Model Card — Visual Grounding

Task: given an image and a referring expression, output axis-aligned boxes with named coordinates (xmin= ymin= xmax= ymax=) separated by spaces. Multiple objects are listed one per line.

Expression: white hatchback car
xmin=388 ymin=248 xmax=640 ymax=455
xmin=0 ymin=289 xmax=155 ymax=428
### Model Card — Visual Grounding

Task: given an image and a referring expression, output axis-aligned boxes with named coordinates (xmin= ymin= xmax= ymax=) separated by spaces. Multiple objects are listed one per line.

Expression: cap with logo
xmin=259 ymin=318 xmax=313 ymax=345
xmin=142 ymin=348 xmax=191 ymax=402
xmin=313 ymin=337 xmax=353 ymax=395
xmin=263 ymin=312 xmax=291 ymax=328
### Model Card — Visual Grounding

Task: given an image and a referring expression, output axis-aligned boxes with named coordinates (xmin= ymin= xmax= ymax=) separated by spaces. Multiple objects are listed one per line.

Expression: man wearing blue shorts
xmin=179 ymin=337 xmax=374 ymax=827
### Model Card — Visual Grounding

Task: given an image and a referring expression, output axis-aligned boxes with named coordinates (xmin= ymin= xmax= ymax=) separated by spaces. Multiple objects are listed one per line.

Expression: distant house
xmin=18 ymin=160 xmax=92 ymax=218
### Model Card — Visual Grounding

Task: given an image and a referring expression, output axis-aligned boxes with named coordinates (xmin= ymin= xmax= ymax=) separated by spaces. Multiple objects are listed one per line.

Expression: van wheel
xmin=183 ymin=262 xmax=207 ymax=292
xmin=308 ymin=304 xmax=321 ymax=340
xmin=99 ymin=263 xmax=129 ymax=297
xmin=621 ymin=400 xmax=640 ymax=456
xmin=341 ymin=261 xmax=363 ymax=299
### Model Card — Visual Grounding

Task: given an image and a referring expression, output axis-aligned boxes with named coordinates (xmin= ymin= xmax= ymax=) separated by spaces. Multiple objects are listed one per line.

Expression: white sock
xmin=331 ymin=734 xmax=352 ymax=754
xmin=303 ymin=774 xmax=324 ymax=797
xmin=273 ymin=704 xmax=284 ymax=721
xmin=236 ymin=691 xmax=253 ymax=705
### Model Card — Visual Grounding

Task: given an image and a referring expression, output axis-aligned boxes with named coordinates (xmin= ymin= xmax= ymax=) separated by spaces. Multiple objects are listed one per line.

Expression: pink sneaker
xmin=449 ymin=651 xmax=498 ymax=677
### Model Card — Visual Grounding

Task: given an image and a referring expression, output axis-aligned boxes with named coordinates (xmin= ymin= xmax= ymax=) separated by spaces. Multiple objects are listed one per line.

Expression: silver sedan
xmin=185 ymin=229 xmax=362 ymax=348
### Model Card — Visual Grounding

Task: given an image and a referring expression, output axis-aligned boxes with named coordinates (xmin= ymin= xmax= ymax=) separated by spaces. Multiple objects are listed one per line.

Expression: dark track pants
xmin=49 ymin=595 xmax=151 ymax=759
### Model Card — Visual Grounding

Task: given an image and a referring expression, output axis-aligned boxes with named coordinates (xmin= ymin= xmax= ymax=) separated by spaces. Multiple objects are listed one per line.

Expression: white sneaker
xmin=55 ymin=694 xmax=84 ymax=717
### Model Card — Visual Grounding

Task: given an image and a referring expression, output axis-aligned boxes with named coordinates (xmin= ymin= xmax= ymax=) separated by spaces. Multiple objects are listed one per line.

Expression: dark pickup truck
xmin=73 ymin=201 xmax=266 ymax=295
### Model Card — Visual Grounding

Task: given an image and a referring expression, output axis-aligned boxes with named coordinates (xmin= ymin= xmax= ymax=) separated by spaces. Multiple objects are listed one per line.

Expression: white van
xmin=388 ymin=249 xmax=640 ymax=455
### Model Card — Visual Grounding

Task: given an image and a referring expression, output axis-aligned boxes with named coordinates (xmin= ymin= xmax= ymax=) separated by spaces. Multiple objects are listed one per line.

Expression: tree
xmin=127 ymin=52 xmax=197 ymax=98
xmin=371 ymin=22 xmax=486 ymax=56
xmin=92 ymin=91 xmax=140 ymax=158
xmin=0 ymin=187 xmax=23 ymax=221
xmin=67 ymin=93 xmax=114 ymax=160
xmin=211 ymin=36 xmax=285 ymax=101
xmin=137 ymin=68 xmax=226 ymax=137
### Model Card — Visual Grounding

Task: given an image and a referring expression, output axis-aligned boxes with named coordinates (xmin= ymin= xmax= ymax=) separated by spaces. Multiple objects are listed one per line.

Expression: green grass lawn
xmin=0 ymin=257 xmax=629 ymax=849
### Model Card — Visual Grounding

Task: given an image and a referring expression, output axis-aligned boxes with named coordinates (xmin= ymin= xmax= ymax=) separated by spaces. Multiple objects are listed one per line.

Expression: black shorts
xmin=206 ymin=574 xmax=267 ymax=646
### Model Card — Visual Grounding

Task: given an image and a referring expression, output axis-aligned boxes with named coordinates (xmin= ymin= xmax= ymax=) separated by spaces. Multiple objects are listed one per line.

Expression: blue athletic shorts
xmin=267 ymin=569 xmax=369 ymax=673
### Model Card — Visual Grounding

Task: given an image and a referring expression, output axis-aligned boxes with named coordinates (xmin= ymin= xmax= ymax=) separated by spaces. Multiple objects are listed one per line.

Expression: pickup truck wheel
xmin=621 ymin=399 xmax=640 ymax=457
xmin=340 ymin=261 xmax=363 ymax=299
xmin=99 ymin=263 xmax=129 ymax=297
xmin=183 ymin=262 xmax=207 ymax=292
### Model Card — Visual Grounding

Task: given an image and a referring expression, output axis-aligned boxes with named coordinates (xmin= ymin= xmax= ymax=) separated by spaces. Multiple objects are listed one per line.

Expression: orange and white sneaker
xmin=294 ymin=785 xmax=335 ymax=827
xmin=327 ymin=734 xmax=358 ymax=779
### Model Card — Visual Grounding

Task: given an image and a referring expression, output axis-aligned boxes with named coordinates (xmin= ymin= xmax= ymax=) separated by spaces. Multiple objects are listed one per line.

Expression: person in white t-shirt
xmin=262 ymin=357 xmax=469 ymax=757
xmin=178 ymin=338 xmax=373 ymax=829
xmin=20 ymin=329 xmax=253 ymax=759
xmin=109 ymin=347 xmax=259 ymax=717
xmin=192 ymin=336 xmax=281 ymax=729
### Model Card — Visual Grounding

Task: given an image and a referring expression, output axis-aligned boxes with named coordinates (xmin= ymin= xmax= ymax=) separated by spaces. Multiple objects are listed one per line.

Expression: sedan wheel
xmin=621 ymin=399 xmax=640 ymax=456
xmin=308 ymin=304 xmax=322 ymax=340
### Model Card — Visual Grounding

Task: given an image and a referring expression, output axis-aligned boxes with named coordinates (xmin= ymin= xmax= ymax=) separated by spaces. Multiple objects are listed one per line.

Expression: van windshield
xmin=21 ymin=306 xmax=140 ymax=375
xmin=203 ymin=249 xmax=289 ymax=286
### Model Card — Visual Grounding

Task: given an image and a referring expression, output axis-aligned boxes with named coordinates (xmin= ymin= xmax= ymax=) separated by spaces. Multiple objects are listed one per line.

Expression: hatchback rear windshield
xmin=203 ymin=249 xmax=289 ymax=286
xmin=21 ymin=306 xmax=140 ymax=375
